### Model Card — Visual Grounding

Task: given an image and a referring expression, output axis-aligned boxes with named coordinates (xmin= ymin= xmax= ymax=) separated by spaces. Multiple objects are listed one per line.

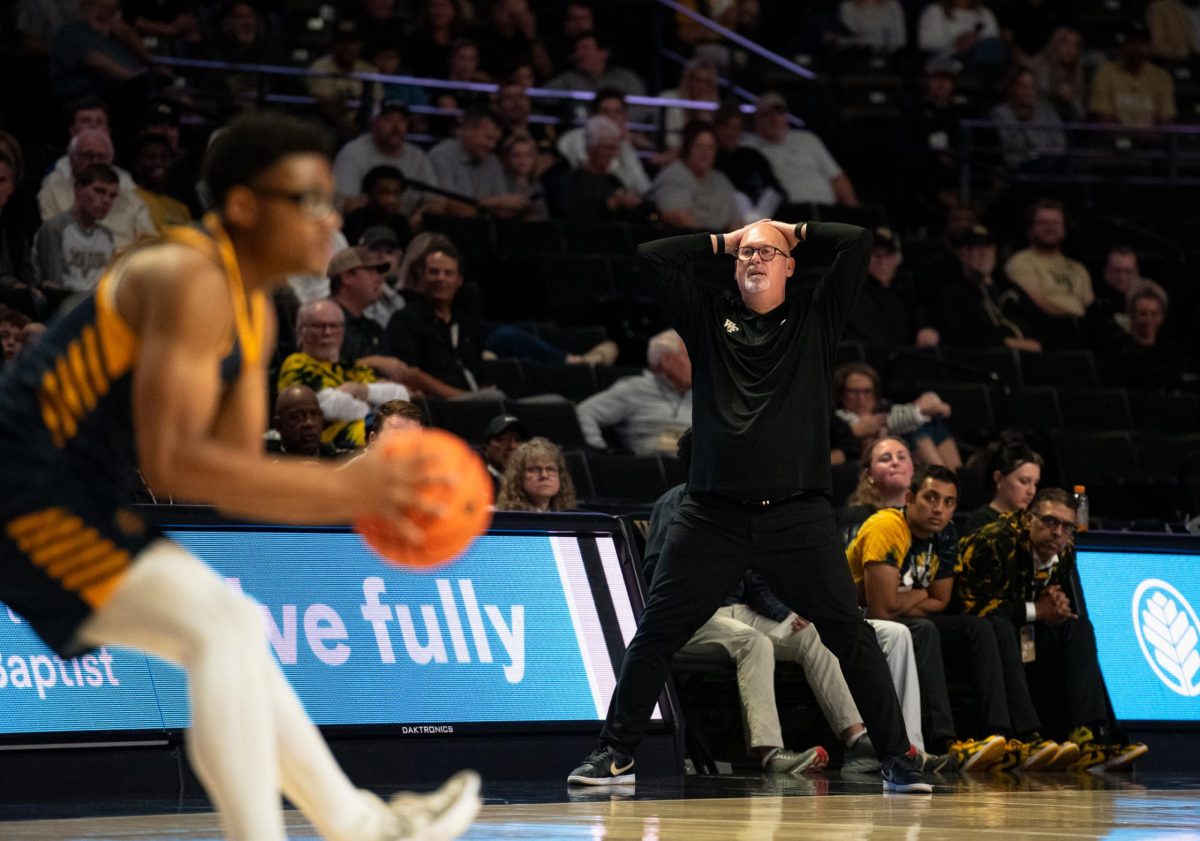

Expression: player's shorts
xmin=0 ymin=466 xmax=161 ymax=657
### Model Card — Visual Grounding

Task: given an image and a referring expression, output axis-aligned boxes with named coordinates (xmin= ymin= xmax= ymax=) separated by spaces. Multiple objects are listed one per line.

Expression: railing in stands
xmin=652 ymin=0 xmax=816 ymax=82
xmin=152 ymin=54 xmax=723 ymax=133
xmin=957 ymin=118 xmax=1200 ymax=201
xmin=658 ymin=46 xmax=806 ymax=129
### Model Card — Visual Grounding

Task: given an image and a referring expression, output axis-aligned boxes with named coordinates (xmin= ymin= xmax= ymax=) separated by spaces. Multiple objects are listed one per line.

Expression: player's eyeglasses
xmin=253 ymin=188 xmax=337 ymax=221
xmin=736 ymin=245 xmax=787 ymax=262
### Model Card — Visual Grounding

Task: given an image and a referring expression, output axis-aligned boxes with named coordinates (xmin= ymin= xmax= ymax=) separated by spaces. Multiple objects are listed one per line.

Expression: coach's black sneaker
xmin=881 ymin=754 xmax=933 ymax=794
xmin=567 ymin=745 xmax=635 ymax=786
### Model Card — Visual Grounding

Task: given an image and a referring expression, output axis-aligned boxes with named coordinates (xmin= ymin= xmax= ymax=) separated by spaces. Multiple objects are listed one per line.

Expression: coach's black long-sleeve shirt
xmin=637 ymin=223 xmax=871 ymax=498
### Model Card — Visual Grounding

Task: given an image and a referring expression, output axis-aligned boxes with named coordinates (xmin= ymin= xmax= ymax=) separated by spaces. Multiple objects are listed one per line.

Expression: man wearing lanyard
xmin=956 ymin=487 xmax=1148 ymax=770
xmin=566 ymin=219 xmax=929 ymax=793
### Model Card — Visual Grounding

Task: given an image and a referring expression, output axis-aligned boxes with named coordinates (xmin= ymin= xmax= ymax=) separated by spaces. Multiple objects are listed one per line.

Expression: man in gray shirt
xmin=544 ymin=31 xmax=648 ymax=123
xmin=32 ymin=162 xmax=117 ymax=293
xmin=332 ymin=100 xmax=438 ymax=216
xmin=428 ymin=109 xmax=531 ymax=217
xmin=576 ymin=329 xmax=692 ymax=454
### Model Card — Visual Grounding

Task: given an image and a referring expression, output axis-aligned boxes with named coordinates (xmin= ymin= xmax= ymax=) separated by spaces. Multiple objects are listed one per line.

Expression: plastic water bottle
xmin=1074 ymin=485 xmax=1089 ymax=532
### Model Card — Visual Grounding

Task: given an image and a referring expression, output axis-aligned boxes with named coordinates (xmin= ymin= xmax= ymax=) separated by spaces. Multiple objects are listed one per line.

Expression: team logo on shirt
xmin=1132 ymin=578 xmax=1200 ymax=697
xmin=723 ymin=318 xmax=739 ymax=334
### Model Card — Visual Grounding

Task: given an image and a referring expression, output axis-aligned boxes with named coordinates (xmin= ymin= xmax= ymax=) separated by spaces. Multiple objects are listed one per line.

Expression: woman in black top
xmin=962 ymin=439 xmax=1043 ymax=536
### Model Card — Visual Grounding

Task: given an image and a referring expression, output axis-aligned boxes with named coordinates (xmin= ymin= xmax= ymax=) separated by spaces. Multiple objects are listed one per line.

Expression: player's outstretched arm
xmin=128 ymin=250 xmax=431 ymax=534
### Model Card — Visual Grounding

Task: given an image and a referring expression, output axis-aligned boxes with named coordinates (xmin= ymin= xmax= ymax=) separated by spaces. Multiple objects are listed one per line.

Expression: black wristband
xmin=794 ymin=222 xmax=805 ymax=242
xmin=716 ymin=233 xmax=725 ymax=255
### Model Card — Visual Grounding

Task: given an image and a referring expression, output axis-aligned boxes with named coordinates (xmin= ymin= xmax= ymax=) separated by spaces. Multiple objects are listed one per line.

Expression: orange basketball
xmin=354 ymin=428 xmax=493 ymax=569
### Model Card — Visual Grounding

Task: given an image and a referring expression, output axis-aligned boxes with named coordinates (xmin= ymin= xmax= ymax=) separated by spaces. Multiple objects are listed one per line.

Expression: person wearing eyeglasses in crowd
xmin=955 ymin=487 xmax=1148 ymax=771
xmin=567 ymin=217 xmax=930 ymax=793
xmin=496 ymin=437 xmax=576 ymax=512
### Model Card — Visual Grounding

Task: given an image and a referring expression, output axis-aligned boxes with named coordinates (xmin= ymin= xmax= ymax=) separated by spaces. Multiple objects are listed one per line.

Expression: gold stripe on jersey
xmin=7 ymin=508 xmax=66 ymax=539
xmin=64 ymin=551 xmax=130 ymax=592
xmin=6 ymin=508 xmax=130 ymax=608
xmin=94 ymin=271 xmax=137 ymax=380
xmin=163 ymin=214 xmax=268 ymax=369
xmin=47 ymin=540 xmax=113 ymax=577
xmin=67 ymin=341 xmax=97 ymax=411
xmin=16 ymin=512 xmax=80 ymax=551
xmin=31 ymin=528 xmax=99 ymax=567
xmin=54 ymin=356 xmax=85 ymax=418
xmin=80 ymin=325 xmax=109 ymax=397
xmin=35 ymin=270 xmax=134 ymax=448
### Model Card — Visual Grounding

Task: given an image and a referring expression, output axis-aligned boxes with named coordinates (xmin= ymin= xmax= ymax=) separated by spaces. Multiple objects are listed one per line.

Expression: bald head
xmin=68 ymin=130 xmax=115 ymax=177
xmin=744 ymin=222 xmax=790 ymax=252
xmin=274 ymin=385 xmax=324 ymax=456
xmin=733 ymin=220 xmax=795 ymax=312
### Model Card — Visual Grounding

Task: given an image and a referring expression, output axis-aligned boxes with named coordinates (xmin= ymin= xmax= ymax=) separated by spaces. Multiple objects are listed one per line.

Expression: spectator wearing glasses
xmin=834 ymin=362 xmax=962 ymax=471
xmin=956 ymin=488 xmax=1148 ymax=771
xmin=328 ymin=246 xmax=408 ymax=380
xmin=496 ymin=437 xmax=577 ymax=512
xmin=277 ymin=299 xmax=409 ymax=450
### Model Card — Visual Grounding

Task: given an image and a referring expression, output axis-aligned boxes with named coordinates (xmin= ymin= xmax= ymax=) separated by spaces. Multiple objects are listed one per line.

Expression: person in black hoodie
xmin=932 ymin=225 xmax=1042 ymax=352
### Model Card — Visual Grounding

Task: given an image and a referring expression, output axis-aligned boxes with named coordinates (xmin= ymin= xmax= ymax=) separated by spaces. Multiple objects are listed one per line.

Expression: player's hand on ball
xmin=353 ymin=428 xmax=493 ymax=569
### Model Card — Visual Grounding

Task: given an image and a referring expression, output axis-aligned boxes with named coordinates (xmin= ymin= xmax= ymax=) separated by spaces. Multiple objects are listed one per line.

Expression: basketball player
xmin=0 ymin=113 xmax=480 ymax=841
xmin=568 ymin=220 xmax=931 ymax=792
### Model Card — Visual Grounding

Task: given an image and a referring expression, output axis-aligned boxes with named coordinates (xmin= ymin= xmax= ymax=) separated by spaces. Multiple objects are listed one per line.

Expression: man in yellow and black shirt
xmin=957 ymin=487 xmax=1147 ymax=770
xmin=277 ymin=298 xmax=409 ymax=450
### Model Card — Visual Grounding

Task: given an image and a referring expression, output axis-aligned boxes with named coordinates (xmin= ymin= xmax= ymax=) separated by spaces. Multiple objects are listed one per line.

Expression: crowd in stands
xmin=1 ymin=0 xmax=1197 ymax=778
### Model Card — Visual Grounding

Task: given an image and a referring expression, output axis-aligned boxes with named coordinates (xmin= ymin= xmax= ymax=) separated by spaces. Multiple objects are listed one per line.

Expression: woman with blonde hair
xmin=840 ymin=436 xmax=915 ymax=541
xmin=1029 ymin=27 xmax=1085 ymax=119
xmin=496 ymin=437 xmax=577 ymax=512
xmin=659 ymin=57 xmax=721 ymax=151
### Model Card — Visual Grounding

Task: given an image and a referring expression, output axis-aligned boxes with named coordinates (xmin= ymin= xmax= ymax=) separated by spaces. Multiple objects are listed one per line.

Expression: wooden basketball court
xmin=4 ymin=772 xmax=1199 ymax=840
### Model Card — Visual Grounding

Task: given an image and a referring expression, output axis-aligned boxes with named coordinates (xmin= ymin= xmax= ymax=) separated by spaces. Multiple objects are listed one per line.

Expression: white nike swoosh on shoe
xmin=610 ymin=760 xmax=634 ymax=776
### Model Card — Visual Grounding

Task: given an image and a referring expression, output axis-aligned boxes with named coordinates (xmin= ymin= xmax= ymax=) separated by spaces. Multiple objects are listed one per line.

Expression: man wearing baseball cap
xmin=844 ymin=226 xmax=939 ymax=349
xmin=744 ymin=91 xmax=859 ymax=208
xmin=329 ymin=245 xmax=394 ymax=363
xmin=482 ymin=414 xmax=529 ymax=493
xmin=333 ymin=97 xmax=438 ymax=215
xmin=1089 ymin=20 xmax=1176 ymax=127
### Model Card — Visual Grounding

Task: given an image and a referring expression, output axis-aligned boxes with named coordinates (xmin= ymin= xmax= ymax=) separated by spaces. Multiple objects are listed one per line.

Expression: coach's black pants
xmin=600 ymin=492 xmax=909 ymax=759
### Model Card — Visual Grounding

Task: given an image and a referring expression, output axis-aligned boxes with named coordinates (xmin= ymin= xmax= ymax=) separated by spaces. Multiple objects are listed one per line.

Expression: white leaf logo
xmin=1132 ymin=579 xmax=1200 ymax=697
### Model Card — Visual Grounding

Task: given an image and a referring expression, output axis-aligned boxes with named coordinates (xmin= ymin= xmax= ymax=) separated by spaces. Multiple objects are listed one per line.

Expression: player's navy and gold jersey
xmin=0 ymin=215 xmax=267 ymax=654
